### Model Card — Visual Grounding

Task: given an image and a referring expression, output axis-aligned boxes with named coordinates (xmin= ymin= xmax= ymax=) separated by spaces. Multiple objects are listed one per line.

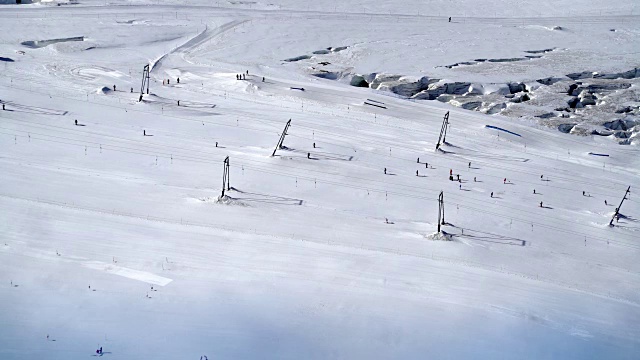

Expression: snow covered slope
xmin=0 ymin=1 xmax=638 ymax=359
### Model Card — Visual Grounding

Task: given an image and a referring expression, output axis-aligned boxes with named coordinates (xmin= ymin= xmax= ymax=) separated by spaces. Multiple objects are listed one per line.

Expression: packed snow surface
xmin=0 ymin=1 xmax=639 ymax=359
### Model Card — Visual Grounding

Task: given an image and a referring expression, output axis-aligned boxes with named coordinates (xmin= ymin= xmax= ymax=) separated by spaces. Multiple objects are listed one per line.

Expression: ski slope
xmin=0 ymin=1 xmax=639 ymax=359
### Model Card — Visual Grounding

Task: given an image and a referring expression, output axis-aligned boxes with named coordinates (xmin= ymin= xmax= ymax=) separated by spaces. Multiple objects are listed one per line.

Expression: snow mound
xmin=426 ymin=231 xmax=454 ymax=241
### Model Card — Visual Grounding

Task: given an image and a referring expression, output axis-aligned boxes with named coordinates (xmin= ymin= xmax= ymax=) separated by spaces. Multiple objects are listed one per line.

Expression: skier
xmin=533 ymin=189 xmax=536 ymax=194
xmin=167 ymin=79 xmax=170 ymax=85
xmin=177 ymin=100 xmax=180 ymax=106
xmin=540 ymin=175 xmax=543 ymax=180
xmin=450 ymin=169 xmax=453 ymax=176
xmin=417 ymin=157 xmax=420 ymax=163
xmin=416 ymin=170 xmax=419 ymax=176
xmin=313 ymin=142 xmax=316 ymax=148
xmin=75 ymin=119 xmax=78 ymax=126
xmin=246 ymin=70 xmax=249 ymax=75
xmin=503 ymin=178 xmax=507 ymax=184
xmin=459 ymin=184 xmax=461 ymax=190
xmin=384 ymin=168 xmax=387 ymax=175
xmin=605 ymin=200 xmax=608 ymax=205
xmin=100 ymin=347 xmax=102 ymax=354
xmin=307 ymin=152 xmax=310 ymax=159
xmin=143 ymin=130 xmax=146 ymax=136
xmin=582 ymin=191 xmax=585 ymax=196
xmin=215 ymin=141 xmax=218 ymax=147
xmin=425 ymin=162 xmax=428 ymax=168
xmin=2 ymin=104 xmax=4 ymax=110
xmin=456 ymin=174 xmax=460 ymax=181
xmin=540 ymin=201 xmax=543 ymax=207
xmin=177 ymin=77 xmax=180 ymax=84
xmin=130 ymin=87 xmax=133 ymax=93
xmin=243 ymin=73 xmax=246 ymax=80
xmin=235 ymin=74 xmax=238 ymax=80
xmin=262 ymin=77 xmax=265 ymax=82
xmin=113 ymin=85 xmax=116 ymax=91
xmin=490 ymin=192 xmax=493 ymax=198
xmin=468 ymin=162 xmax=471 ymax=168
xmin=448 ymin=17 xmax=452 ymax=22
xmin=473 ymin=177 xmax=476 ymax=182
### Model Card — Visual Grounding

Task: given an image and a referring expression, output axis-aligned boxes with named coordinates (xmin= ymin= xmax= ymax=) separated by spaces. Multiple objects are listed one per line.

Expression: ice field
xmin=0 ymin=1 xmax=639 ymax=359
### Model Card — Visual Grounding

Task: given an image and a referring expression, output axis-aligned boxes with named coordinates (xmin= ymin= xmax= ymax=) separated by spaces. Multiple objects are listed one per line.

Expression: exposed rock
xmin=567 ymin=97 xmax=582 ymax=108
xmin=537 ymin=77 xmax=563 ymax=86
xmin=508 ymin=82 xmax=526 ymax=94
xmin=603 ymin=119 xmax=637 ymax=131
xmin=558 ymin=124 xmax=576 ymax=133
xmin=350 ymin=74 xmax=369 ymax=87
xmin=536 ymin=112 xmax=557 ymax=119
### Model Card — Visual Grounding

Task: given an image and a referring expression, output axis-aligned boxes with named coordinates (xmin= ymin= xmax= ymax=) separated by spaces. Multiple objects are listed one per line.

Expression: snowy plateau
xmin=0 ymin=0 xmax=639 ymax=359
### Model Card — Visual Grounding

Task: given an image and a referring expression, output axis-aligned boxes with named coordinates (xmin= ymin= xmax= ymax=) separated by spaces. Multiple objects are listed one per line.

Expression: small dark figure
xmin=540 ymin=201 xmax=543 ymax=207
xmin=473 ymin=177 xmax=476 ymax=182
xmin=100 ymin=347 xmax=102 ymax=354
xmin=605 ymin=200 xmax=608 ymax=205
xmin=313 ymin=142 xmax=316 ymax=148
xmin=243 ymin=74 xmax=246 ymax=80
xmin=491 ymin=192 xmax=493 ymax=198
xmin=215 ymin=142 xmax=218 ymax=147
xmin=459 ymin=184 xmax=461 ymax=190
xmin=540 ymin=175 xmax=543 ymax=180
xmin=2 ymin=104 xmax=4 ymax=110
xmin=582 ymin=191 xmax=585 ymax=196
xmin=384 ymin=168 xmax=387 ymax=175
xmin=113 ymin=85 xmax=116 ymax=91
xmin=456 ymin=174 xmax=460 ymax=181
xmin=468 ymin=162 xmax=471 ymax=168
xmin=449 ymin=17 xmax=452 ymax=22
xmin=262 ymin=77 xmax=265 ymax=82
xmin=246 ymin=70 xmax=249 ymax=75
xmin=177 ymin=100 xmax=180 ymax=106
xmin=503 ymin=178 xmax=507 ymax=184
xmin=533 ymin=189 xmax=536 ymax=194
xmin=236 ymin=74 xmax=239 ymax=80
xmin=416 ymin=170 xmax=418 ymax=176
xmin=167 ymin=79 xmax=170 ymax=85
xmin=75 ymin=119 xmax=78 ymax=126
xmin=143 ymin=130 xmax=146 ymax=136
xmin=130 ymin=87 xmax=133 ymax=93
xmin=450 ymin=169 xmax=453 ymax=176
xmin=449 ymin=175 xmax=453 ymax=181
xmin=417 ymin=157 xmax=420 ymax=163
xmin=307 ymin=152 xmax=310 ymax=159
xmin=177 ymin=77 xmax=180 ymax=84
xmin=139 ymin=94 xmax=143 ymax=102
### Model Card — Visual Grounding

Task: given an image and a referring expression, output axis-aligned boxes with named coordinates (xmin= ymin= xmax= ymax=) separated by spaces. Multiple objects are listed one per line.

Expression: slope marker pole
xmin=437 ymin=191 xmax=445 ymax=232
